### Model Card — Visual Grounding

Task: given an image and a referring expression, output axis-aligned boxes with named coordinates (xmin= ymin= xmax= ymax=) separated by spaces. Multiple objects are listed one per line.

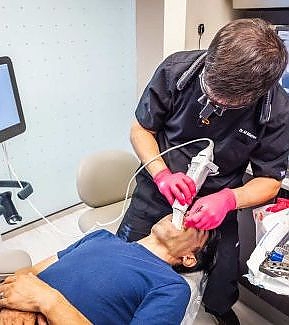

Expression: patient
xmin=0 ymin=215 xmax=217 ymax=325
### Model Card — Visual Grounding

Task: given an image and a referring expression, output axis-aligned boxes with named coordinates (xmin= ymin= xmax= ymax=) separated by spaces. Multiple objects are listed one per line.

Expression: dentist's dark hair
xmin=204 ymin=18 xmax=288 ymax=106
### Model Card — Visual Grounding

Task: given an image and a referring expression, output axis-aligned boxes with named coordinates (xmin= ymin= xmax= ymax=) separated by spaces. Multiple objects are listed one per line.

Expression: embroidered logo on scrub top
xmin=238 ymin=128 xmax=257 ymax=140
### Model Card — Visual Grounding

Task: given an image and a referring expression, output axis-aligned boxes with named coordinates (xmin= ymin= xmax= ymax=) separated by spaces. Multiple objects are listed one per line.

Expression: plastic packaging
xmin=181 ymin=271 xmax=207 ymax=324
xmin=252 ymin=203 xmax=275 ymax=244
xmin=245 ymin=207 xmax=289 ymax=295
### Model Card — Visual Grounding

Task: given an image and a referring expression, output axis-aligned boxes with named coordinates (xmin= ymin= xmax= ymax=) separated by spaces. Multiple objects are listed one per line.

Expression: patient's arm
xmin=42 ymin=290 xmax=92 ymax=325
xmin=15 ymin=255 xmax=58 ymax=276
xmin=0 ymin=257 xmax=57 ymax=324
xmin=0 ymin=308 xmax=38 ymax=325
xmin=0 ymin=273 xmax=92 ymax=325
xmin=131 ymin=282 xmax=191 ymax=325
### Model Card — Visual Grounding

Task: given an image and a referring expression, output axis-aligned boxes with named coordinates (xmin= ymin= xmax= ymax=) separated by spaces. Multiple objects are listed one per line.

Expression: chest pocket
xmin=215 ymin=128 xmax=259 ymax=175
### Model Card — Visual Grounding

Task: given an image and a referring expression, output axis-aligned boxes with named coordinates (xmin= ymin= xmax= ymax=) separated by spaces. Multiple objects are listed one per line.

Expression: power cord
xmin=1 ymin=137 xmax=213 ymax=238
xmin=86 ymin=137 xmax=213 ymax=232
xmin=1 ymin=143 xmax=83 ymax=238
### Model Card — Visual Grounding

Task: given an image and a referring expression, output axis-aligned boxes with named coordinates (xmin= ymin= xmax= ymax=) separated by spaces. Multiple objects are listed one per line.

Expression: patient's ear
xmin=182 ymin=254 xmax=197 ymax=268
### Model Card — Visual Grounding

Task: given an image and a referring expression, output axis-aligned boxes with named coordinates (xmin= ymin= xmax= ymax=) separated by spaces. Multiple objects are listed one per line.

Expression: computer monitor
xmin=0 ymin=56 xmax=25 ymax=143
xmin=276 ymin=26 xmax=289 ymax=94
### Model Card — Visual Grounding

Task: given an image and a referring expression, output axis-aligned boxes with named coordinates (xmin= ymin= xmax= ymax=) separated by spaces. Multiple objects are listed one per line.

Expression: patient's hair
xmin=173 ymin=230 xmax=219 ymax=275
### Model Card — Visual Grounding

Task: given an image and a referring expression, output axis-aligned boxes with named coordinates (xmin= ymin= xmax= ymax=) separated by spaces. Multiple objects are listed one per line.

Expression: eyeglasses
xmin=198 ymin=70 xmax=249 ymax=113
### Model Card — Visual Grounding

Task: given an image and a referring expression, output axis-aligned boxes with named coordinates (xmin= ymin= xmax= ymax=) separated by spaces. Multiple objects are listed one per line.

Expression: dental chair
xmin=0 ymin=249 xmax=32 ymax=281
xmin=77 ymin=150 xmax=139 ymax=234
xmin=76 ymin=150 xmax=205 ymax=324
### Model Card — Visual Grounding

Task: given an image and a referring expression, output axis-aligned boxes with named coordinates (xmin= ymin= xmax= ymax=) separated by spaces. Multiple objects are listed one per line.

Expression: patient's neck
xmin=138 ymin=235 xmax=181 ymax=265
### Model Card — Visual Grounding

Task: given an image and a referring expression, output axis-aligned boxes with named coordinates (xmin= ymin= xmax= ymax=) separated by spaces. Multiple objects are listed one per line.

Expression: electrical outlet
xmin=198 ymin=24 xmax=205 ymax=36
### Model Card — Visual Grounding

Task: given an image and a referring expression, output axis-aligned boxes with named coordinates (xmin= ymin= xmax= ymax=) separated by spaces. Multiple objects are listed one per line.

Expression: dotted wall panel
xmin=0 ymin=0 xmax=136 ymax=233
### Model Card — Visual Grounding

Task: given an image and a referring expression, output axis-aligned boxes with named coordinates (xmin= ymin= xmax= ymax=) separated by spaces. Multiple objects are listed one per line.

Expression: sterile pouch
xmin=252 ymin=203 xmax=275 ymax=244
xmin=181 ymin=271 xmax=206 ymax=324
xmin=245 ymin=207 xmax=289 ymax=295
xmin=253 ymin=198 xmax=289 ymax=244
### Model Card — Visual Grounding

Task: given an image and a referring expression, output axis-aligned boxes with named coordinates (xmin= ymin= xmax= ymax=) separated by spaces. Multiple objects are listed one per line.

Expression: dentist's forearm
xmin=232 ymin=177 xmax=281 ymax=209
xmin=130 ymin=119 xmax=167 ymax=177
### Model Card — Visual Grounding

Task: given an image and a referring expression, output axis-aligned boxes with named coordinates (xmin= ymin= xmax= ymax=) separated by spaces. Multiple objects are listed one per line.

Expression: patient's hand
xmin=36 ymin=313 xmax=49 ymax=325
xmin=151 ymin=214 xmax=209 ymax=257
xmin=0 ymin=273 xmax=58 ymax=315
xmin=0 ymin=308 xmax=37 ymax=325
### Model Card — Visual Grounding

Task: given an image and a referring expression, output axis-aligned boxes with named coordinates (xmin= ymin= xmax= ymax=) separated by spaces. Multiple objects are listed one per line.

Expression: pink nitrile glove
xmin=184 ymin=188 xmax=237 ymax=230
xmin=153 ymin=168 xmax=196 ymax=206
xmin=265 ymin=198 xmax=289 ymax=213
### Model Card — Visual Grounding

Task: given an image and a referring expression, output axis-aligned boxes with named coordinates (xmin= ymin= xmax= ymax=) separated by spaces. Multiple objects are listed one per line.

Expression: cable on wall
xmin=198 ymin=23 xmax=205 ymax=50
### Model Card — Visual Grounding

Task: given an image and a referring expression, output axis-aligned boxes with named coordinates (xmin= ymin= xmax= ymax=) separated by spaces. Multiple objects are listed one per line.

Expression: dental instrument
xmin=172 ymin=140 xmax=219 ymax=230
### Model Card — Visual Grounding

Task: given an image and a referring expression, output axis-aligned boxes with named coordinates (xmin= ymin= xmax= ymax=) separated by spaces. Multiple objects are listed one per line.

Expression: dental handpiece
xmin=172 ymin=141 xmax=218 ymax=230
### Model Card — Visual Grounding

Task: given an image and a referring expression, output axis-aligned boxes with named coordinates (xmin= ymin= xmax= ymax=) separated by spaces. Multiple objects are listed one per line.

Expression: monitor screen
xmin=0 ymin=57 xmax=25 ymax=143
xmin=276 ymin=26 xmax=289 ymax=94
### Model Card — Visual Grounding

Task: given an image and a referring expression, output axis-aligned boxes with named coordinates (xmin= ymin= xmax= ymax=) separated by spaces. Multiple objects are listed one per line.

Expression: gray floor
xmin=195 ymin=303 xmax=273 ymax=325
xmin=1 ymin=204 xmax=274 ymax=324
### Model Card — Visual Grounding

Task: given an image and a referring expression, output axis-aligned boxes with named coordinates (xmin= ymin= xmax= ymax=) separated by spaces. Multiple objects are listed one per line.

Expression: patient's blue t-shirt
xmin=38 ymin=230 xmax=191 ymax=325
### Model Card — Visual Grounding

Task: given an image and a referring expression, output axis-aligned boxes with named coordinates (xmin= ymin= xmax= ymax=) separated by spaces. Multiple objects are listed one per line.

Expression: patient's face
xmin=151 ymin=215 xmax=209 ymax=258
